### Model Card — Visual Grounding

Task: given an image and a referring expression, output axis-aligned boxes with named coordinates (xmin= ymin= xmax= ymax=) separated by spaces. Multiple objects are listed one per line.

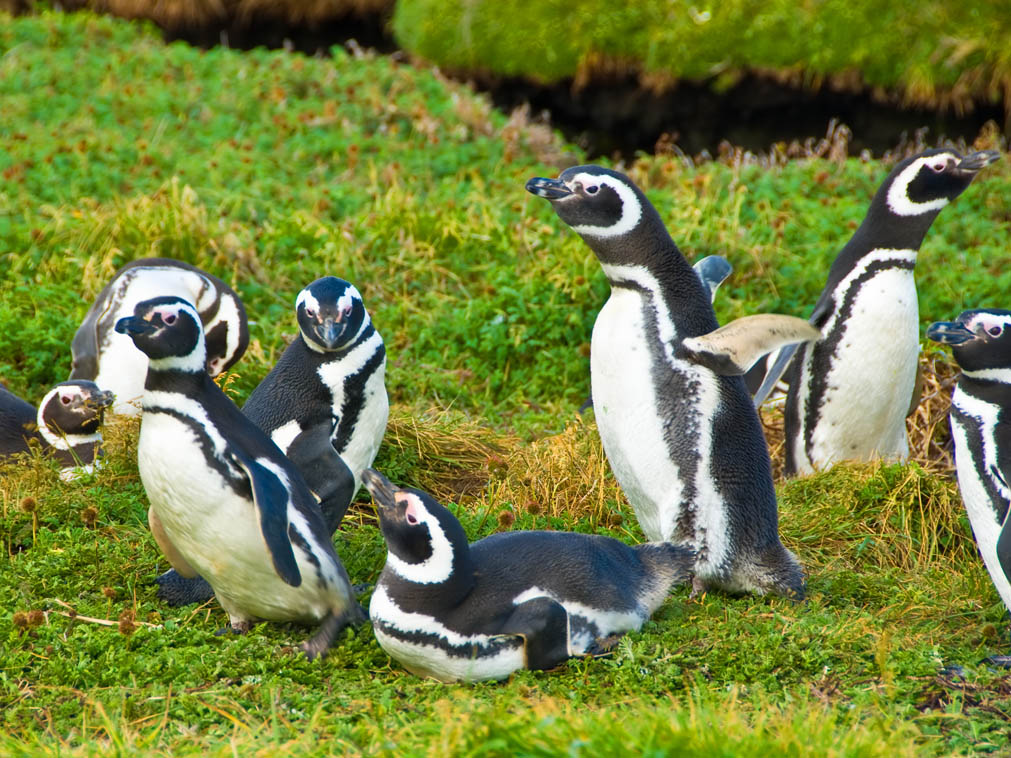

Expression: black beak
xmin=89 ymin=389 xmax=115 ymax=409
xmin=926 ymin=320 xmax=977 ymax=345
xmin=316 ymin=318 xmax=342 ymax=350
xmin=115 ymin=315 xmax=155 ymax=337
xmin=362 ymin=468 xmax=399 ymax=512
xmin=526 ymin=176 xmax=573 ymax=200
xmin=956 ymin=150 xmax=1001 ymax=173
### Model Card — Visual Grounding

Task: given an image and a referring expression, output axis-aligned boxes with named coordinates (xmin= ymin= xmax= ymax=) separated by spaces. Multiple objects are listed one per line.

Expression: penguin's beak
xmin=362 ymin=468 xmax=399 ymax=513
xmin=926 ymin=320 xmax=977 ymax=345
xmin=526 ymin=176 xmax=573 ymax=200
xmin=315 ymin=318 xmax=342 ymax=350
xmin=88 ymin=389 xmax=115 ymax=409
xmin=956 ymin=150 xmax=1001 ymax=174
xmin=115 ymin=315 xmax=156 ymax=337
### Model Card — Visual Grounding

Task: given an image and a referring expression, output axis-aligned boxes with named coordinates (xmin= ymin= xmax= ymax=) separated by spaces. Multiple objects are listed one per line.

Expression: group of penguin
xmin=3 ymin=146 xmax=1009 ymax=682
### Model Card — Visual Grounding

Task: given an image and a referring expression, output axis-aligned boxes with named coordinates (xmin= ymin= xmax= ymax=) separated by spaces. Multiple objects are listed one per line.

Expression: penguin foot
xmin=301 ymin=604 xmax=368 ymax=661
xmin=689 ymin=576 xmax=709 ymax=599
xmin=981 ymin=655 xmax=1011 ymax=669
xmin=154 ymin=570 xmax=215 ymax=607
xmin=584 ymin=634 xmax=624 ymax=657
xmin=215 ymin=620 xmax=252 ymax=636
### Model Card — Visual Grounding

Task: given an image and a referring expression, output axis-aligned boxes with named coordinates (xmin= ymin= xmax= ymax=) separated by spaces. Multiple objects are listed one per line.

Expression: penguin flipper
xmin=751 ymin=343 xmax=800 ymax=407
xmin=285 ymin=423 xmax=356 ymax=535
xmin=229 ymin=451 xmax=302 ymax=587
xmin=692 ymin=255 xmax=733 ymax=304
xmin=997 ymin=503 xmax=1011 ymax=587
xmin=681 ymin=314 xmax=821 ymax=377
xmin=154 ymin=569 xmax=216 ymax=606
xmin=69 ymin=306 xmax=102 ymax=380
xmin=501 ymin=596 xmax=571 ymax=671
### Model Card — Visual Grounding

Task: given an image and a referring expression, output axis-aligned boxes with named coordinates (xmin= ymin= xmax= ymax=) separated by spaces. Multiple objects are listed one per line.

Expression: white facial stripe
xmin=966 ymin=313 xmax=1011 ymax=334
xmin=385 ymin=492 xmax=455 ymax=584
xmin=963 ymin=368 xmax=1011 ymax=384
xmin=203 ymin=295 xmax=242 ymax=372
xmin=886 ymin=155 xmax=957 ymax=216
xmin=336 ymin=287 xmax=360 ymax=319
xmin=146 ymin=303 xmax=207 ymax=373
xmin=567 ymin=173 xmax=643 ymax=239
xmin=296 ymin=288 xmax=322 ymax=314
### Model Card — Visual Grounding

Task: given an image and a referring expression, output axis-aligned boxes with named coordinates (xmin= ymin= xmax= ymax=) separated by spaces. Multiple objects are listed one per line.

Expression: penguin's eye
xmin=586 ymin=185 xmax=599 ymax=195
xmin=988 ymin=325 xmax=1003 ymax=337
xmin=60 ymin=395 xmax=71 ymax=405
xmin=929 ymin=161 xmax=947 ymax=173
xmin=164 ymin=313 xmax=177 ymax=325
xmin=342 ymin=303 xmax=353 ymax=317
xmin=406 ymin=512 xmax=419 ymax=526
xmin=305 ymin=307 xmax=316 ymax=319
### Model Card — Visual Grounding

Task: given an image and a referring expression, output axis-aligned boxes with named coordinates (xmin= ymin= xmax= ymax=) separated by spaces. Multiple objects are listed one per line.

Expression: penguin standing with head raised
xmin=115 ymin=296 xmax=364 ymax=657
xmin=71 ymin=258 xmax=249 ymax=415
xmin=928 ymin=309 xmax=1011 ymax=656
xmin=0 ymin=381 xmax=114 ymax=480
xmin=750 ymin=149 xmax=1000 ymax=476
xmin=362 ymin=468 xmax=693 ymax=682
xmin=527 ymin=166 xmax=819 ymax=598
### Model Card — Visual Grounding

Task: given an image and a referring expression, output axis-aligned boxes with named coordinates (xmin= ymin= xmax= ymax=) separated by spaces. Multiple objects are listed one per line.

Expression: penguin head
xmin=928 ymin=309 xmax=1011 ymax=374
xmin=203 ymin=293 xmax=249 ymax=377
xmin=526 ymin=165 xmax=670 ymax=265
xmin=882 ymin=148 xmax=1000 ymax=219
xmin=114 ymin=296 xmax=207 ymax=372
xmin=362 ymin=468 xmax=472 ymax=586
xmin=37 ymin=380 xmax=114 ymax=437
xmin=295 ymin=277 xmax=368 ymax=353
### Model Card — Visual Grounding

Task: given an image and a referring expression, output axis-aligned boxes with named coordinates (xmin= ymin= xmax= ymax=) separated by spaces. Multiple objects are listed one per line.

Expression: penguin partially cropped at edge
xmin=115 ymin=296 xmax=364 ymax=658
xmin=928 ymin=309 xmax=1011 ymax=665
xmin=71 ymin=257 xmax=249 ymax=415
xmin=155 ymin=277 xmax=388 ymax=607
xmin=527 ymin=165 xmax=818 ymax=598
xmin=0 ymin=381 xmax=114 ymax=480
xmin=749 ymin=149 xmax=1000 ymax=476
xmin=362 ymin=468 xmax=693 ymax=682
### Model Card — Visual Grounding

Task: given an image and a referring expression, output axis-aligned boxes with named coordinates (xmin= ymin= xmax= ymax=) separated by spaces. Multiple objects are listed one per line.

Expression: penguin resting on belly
xmin=527 ymin=165 xmax=818 ymax=598
xmin=362 ymin=468 xmax=693 ymax=682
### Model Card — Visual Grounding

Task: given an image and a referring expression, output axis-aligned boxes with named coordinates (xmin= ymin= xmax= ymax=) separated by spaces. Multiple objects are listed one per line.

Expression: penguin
xmin=0 ymin=380 xmax=114 ymax=480
xmin=927 ymin=310 xmax=1011 ymax=630
xmin=71 ymin=257 xmax=249 ymax=415
xmin=114 ymin=296 xmax=364 ymax=658
xmin=526 ymin=165 xmax=818 ymax=598
xmin=749 ymin=149 xmax=1000 ymax=476
xmin=362 ymin=468 xmax=694 ymax=682
xmin=155 ymin=276 xmax=388 ymax=607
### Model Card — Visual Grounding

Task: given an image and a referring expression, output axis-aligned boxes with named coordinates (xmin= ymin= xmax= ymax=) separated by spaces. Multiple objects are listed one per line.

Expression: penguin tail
xmin=744 ymin=544 xmax=806 ymax=601
xmin=637 ymin=542 xmax=695 ymax=586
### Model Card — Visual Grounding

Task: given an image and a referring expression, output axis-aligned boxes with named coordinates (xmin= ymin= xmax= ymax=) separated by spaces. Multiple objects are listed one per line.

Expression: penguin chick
xmin=527 ymin=165 xmax=812 ymax=598
xmin=71 ymin=257 xmax=249 ymax=415
xmin=750 ymin=149 xmax=1000 ymax=476
xmin=115 ymin=296 xmax=364 ymax=658
xmin=0 ymin=381 xmax=114 ymax=480
xmin=363 ymin=468 xmax=693 ymax=683
xmin=157 ymin=277 xmax=389 ymax=607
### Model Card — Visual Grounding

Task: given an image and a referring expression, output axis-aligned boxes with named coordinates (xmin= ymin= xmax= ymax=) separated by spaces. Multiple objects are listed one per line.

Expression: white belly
xmin=138 ymin=412 xmax=336 ymax=623
xmin=802 ymin=266 xmax=918 ymax=472
xmin=341 ymin=367 xmax=389 ymax=493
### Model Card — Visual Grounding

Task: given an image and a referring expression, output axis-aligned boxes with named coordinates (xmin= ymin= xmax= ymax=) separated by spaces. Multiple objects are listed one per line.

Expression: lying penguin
xmin=115 ymin=296 xmax=363 ymax=658
xmin=155 ymin=276 xmax=389 ymax=607
xmin=0 ymin=380 xmax=114 ymax=480
xmin=527 ymin=165 xmax=817 ymax=598
xmin=363 ymin=468 xmax=693 ymax=682
xmin=71 ymin=257 xmax=249 ymax=415
xmin=749 ymin=149 xmax=1000 ymax=476
xmin=928 ymin=309 xmax=1011 ymax=666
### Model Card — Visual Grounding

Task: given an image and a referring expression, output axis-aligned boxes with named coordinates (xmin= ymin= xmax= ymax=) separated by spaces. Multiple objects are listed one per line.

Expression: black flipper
xmin=501 ymin=596 xmax=571 ymax=671
xmin=154 ymin=569 xmax=215 ymax=606
xmin=229 ymin=451 xmax=302 ymax=587
xmin=285 ymin=423 xmax=356 ymax=534
xmin=997 ymin=510 xmax=1011 ymax=590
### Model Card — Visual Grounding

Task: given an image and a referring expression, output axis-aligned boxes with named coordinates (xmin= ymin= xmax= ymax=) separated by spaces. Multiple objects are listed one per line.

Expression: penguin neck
xmin=829 ymin=197 xmax=939 ymax=276
xmin=958 ymin=370 xmax=1011 ymax=399
xmin=144 ymin=368 xmax=212 ymax=396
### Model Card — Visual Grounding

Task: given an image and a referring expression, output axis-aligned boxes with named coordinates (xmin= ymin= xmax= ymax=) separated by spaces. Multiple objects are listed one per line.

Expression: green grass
xmin=393 ymin=0 xmax=1011 ymax=111
xmin=3 ymin=11 xmax=1011 ymax=756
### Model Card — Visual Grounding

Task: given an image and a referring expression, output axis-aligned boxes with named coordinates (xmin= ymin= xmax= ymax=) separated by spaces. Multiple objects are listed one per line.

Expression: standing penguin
xmin=0 ymin=381 xmax=114 ymax=480
xmin=527 ymin=166 xmax=818 ymax=598
xmin=71 ymin=257 xmax=249 ymax=415
xmin=115 ymin=296 xmax=364 ymax=657
xmin=362 ymin=468 xmax=693 ymax=682
xmin=750 ymin=149 xmax=1000 ymax=476
xmin=155 ymin=277 xmax=389 ymax=607
xmin=927 ymin=310 xmax=1011 ymax=632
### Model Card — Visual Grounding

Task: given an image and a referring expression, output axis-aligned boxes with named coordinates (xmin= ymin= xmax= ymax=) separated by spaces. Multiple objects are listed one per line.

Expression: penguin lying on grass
xmin=928 ymin=309 xmax=1011 ymax=667
xmin=749 ymin=149 xmax=1000 ymax=476
xmin=71 ymin=257 xmax=248 ymax=416
xmin=527 ymin=165 xmax=816 ymax=599
xmin=0 ymin=380 xmax=113 ymax=480
xmin=115 ymin=296 xmax=364 ymax=658
xmin=155 ymin=276 xmax=389 ymax=607
xmin=362 ymin=468 xmax=693 ymax=682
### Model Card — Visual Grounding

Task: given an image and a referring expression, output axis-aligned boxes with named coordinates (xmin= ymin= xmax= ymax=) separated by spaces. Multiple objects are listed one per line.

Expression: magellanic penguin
xmin=927 ymin=309 xmax=1011 ymax=621
xmin=526 ymin=165 xmax=818 ymax=598
xmin=115 ymin=296 xmax=364 ymax=657
xmin=0 ymin=381 xmax=114 ymax=480
xmin=750 ymin=149 xmax=1000 ymax=476
xmin=71 ymin=257 xmax=249 ymax=415
xmin=362 ymin=468 xmax=693 ymax=682
xmin=156 ymin=276 xmax=389 ymax=607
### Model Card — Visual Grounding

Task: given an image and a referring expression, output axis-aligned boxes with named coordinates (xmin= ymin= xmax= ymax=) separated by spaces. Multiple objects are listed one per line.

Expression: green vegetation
xmin=393 ymin=0 xmax=1011 ymax=110
xmin=3 ymin=11 xmax=1011 ymax=756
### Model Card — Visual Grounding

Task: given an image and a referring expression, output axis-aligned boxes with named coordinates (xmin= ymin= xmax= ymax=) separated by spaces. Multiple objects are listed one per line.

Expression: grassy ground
xmin=3 ymin=11 xmax=1011 ymax=756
